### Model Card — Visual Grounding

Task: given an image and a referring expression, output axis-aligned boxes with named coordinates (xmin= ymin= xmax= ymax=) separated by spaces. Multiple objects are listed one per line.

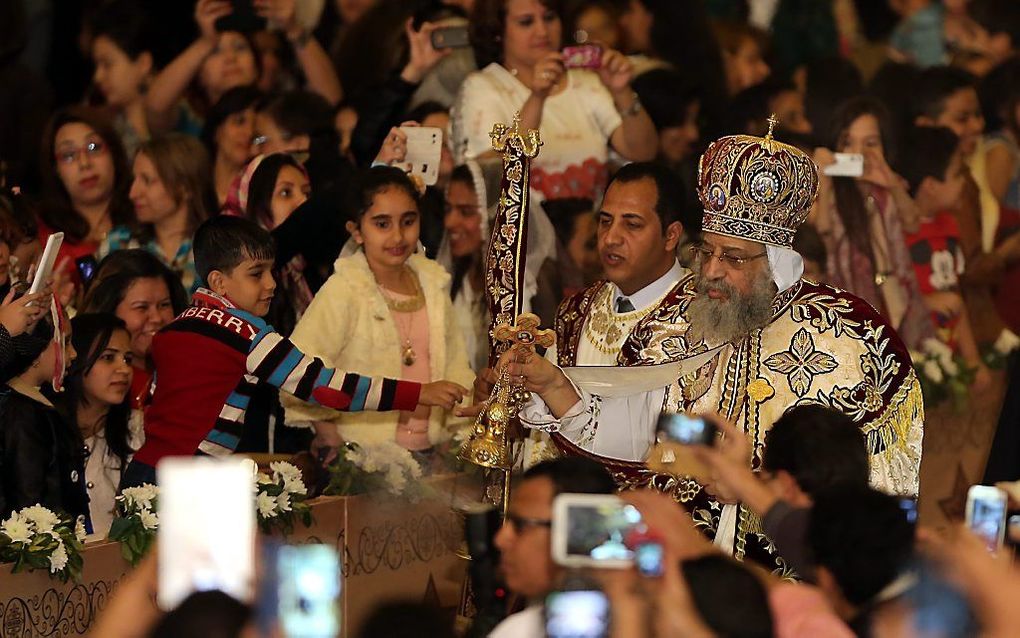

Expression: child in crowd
xmin=122 ymin=215 xmax=467 ymax=488
xmin=898 ymin=126 xmax=992 ymax=390
xmin=58 ymin=313 xmax=142 ymax=539
xmin=284 ymin=167 xmax=474 ymax=463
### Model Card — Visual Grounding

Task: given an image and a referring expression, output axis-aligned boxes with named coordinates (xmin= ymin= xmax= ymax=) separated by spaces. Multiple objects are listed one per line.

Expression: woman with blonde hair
xmin=99 ymin=133 xmax=217 ymax=293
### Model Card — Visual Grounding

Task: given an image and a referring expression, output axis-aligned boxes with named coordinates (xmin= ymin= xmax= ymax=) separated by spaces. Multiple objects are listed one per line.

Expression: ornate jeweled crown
xmin=697 ymin=115 xmax=819 ymax=248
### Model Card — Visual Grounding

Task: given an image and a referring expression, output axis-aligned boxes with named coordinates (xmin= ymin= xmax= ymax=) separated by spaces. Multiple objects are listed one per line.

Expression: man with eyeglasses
xmin=511 ymin=122 xmax=924 ymax=573
xmin=488 ymin=457 xmax=615 ymax=638
xmin=521 ymin=160 xmax=691 ymax=466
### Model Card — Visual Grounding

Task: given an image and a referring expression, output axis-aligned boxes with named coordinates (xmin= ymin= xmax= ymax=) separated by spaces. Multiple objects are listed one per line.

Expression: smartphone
xmin=562 ymin=44 xmax=603 ymax=69
xmin=75 ymin=255 xmax=98 ymax=286
xmin=30 ymin=232 xmax=63 ymax=295
xmin=656 ymin=413 xmax=717 ymax=446
xmin=822 ymin=152 xmax=864 ymax=177
xmin=276 ymin=545 xmax=341 ymax=638
xmin=215 ymin=0 xmax=267 ymax=33
xmin=965 ymin=485 xmax=1008 ymax=552
xmin=551 ymin=494 xmax=644 ymax=568
xmin=430 ymin=25 xmax=470 ymax=49
xmin=545 ymin=589 xmax=610 ymax=638
xmin=634 ymin=541 xmax=664 ymax=578
xmin=396 ymin=126 xmax=442 ymax=187
xmin=157 ymin=457 xmax=256 ymax=610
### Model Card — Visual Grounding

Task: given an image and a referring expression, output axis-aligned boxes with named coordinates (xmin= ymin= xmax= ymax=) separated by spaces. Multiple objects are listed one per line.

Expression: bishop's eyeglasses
xmin=688 ymin=242 xmax=767 ymax=269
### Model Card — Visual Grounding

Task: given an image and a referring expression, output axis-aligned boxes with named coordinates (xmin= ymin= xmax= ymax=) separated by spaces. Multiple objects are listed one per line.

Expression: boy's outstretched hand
xmin=419 ymin=381 xmax=469 ymax=410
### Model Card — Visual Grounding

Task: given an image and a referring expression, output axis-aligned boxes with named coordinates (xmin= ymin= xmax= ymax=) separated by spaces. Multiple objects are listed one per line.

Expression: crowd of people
xmin=2 ymin=0 xmax=1020 ymax=636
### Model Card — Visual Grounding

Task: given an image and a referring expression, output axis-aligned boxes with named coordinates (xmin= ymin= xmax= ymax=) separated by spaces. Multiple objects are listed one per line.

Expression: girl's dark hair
xmin=470 ymin=0 xmax=563 ymax=69
xmin=345 ymin=165 xmax=420 ymax=226
xmin=201 ymin=85 xmax=264 ymax=155
xmin=979 ymin=56 xmax=1020 ymax=135
xmin=0 ymin=310 xmax=55 ymax=383
xmin=827 ymin=96 xmax=896 ymax=265
xmin=245 ymin=153 xmax=306 ymax=229
xmin=62 ymin=313 xmax=134 ymax=471
xmin=405 ymin=101 xmax=448 ymax=125
xmin=89 ymin=0 xmax=153 ymax=61
xmin=39 ymin=107 xmax=133 ymax=243
xmin=81 ymin=249 xmax=188 ymax=318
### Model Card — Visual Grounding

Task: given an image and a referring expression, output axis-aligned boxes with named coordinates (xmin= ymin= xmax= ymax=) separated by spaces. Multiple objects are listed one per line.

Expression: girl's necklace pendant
xmin=402 ymin=342 xmax=417 ymax=366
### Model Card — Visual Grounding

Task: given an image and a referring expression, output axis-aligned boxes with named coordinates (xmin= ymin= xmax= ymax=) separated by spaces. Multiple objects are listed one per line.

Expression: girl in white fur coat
xmin=282 ymin=167 xmax=474 ymax=462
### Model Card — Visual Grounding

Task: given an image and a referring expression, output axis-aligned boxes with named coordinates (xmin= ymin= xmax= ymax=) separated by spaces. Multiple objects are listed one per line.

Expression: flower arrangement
xmin=325 ymin=441 xmax=427 ymax=501
xmin=911 ymin=338 xmax=973 ymax=407
xmin=982 ymin=328 xmax=1020 ymax=369
xmin=255 ymin=461 xmax=313 ymax=535
xmin=108 ymin=484 xmax=159 ymax=565
xmin=0 ymin=506 xmax=86 ymax=582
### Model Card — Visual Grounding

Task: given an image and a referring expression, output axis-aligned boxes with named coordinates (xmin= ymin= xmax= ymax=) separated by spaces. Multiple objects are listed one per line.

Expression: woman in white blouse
xmin=451 ymin=0 xmax=657 ymax=203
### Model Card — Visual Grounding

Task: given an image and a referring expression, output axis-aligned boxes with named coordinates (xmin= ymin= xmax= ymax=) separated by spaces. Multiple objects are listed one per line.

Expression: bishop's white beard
xmin=686 ymin=260 xmax=778 ymax=345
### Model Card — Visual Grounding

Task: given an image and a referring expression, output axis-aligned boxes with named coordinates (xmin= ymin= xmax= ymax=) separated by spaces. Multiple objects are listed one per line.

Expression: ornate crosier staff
xmin=458 ymin=114 xmax=552 ymax=514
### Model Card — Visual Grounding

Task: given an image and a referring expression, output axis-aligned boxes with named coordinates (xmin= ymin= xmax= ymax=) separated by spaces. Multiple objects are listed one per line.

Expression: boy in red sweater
xmin=121 ymin=217 xmax=467 ymax=488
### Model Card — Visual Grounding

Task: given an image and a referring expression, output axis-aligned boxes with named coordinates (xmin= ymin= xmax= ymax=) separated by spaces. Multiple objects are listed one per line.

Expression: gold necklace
xmin=377 ymin=268 xmax=426 ymax=366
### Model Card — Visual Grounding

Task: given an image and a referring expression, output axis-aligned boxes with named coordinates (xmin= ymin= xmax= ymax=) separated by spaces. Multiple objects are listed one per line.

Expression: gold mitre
xmin=696 ymin=115 xmax=819 ymax=248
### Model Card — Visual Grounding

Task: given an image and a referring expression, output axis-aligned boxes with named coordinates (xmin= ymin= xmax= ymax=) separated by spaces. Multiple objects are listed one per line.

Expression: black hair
xmin=201 ymin=85 xmax=264 ymax=155
xmin=447 ymin=165 xmax=483 ymax=302
xmin=804 ymin=56 xmax=864 ymax=137
xmin=0 ymin=309 xmax=55 ymax=383
xmin=979 ymin=56 xmax=1020 ymax=134
xmin=543 ymin=197 xmax=595 ymax=248
xmin=912 ymin=66 xmax=978 ymax=122
xmin=149 ymin=590 xmax=251 ymax=638
xmin=826 ymin=96 xmax=897 ymax=266
xmin=725 ymin=79 xmax=799 ymax=137
xmin=606 ymin=161 xmax=685 ymax=232
xmin=245 ymin=153 xmax=306 ymax=229
xmin=793 ymin=223 xmax=828 ymax=270
xmin=61 ymin=313 xmax=134 ymax=471
xmin=970 ymin=0 xmax=1020 ymax=48
xmin=521 ymin=456 xmax=616 ymax=496
xmin=356 ymin=600 xmax=455 ymax=638
xmin=681 ymin=555 xmax=774 ymax=638
xmin=867 ymin=61 xmax=922 ymax=136
xmin=82 ymin=249 xmax=188 ymax=318
xmin=345 ymin=165 xmax=420 ymax=226
xmin=89 ymin=0 xmax=153 ymax=61
xmin=470 ymin=0 xmax=563 ymax=69
xmin=632 ymin=69 xmax=701 ymax=131
xmin=896 ymin=126 xmax=961 ymax=197
xmin=405 ymin=101 xmax=449 ymax=126
xmin=257 ymin=89 xmax=336 ymax=139
xmin=761 ymin=404 xmax=869 ymax=498
xmin=809 ymin=485 xmax=915 ymax=607
xmin=193 ymin=216 xmax=276 ymax=282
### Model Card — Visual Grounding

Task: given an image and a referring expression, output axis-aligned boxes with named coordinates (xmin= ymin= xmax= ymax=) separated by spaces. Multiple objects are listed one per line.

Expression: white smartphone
xmin=157 ymin=457 xmax=256 ymax=610
xmin=965 ymin=485 xmax=1008 ymax=552
xmin=545 ymin=589 xmax=611 ymax=638
xmin=551 ymin=494 xmax=644 ymax=569
xmin=397 ymin=126 xmax=442 ymax=186
xmin=29 ymin=232 xmax=63 ymax=295
xmin=822 ymin=152 xmax=864 ymax=177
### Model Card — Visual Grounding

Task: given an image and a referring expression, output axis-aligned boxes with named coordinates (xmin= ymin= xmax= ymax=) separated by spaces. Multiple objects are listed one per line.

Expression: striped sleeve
xmin=247 ymin=328 xmax=421 ymax=412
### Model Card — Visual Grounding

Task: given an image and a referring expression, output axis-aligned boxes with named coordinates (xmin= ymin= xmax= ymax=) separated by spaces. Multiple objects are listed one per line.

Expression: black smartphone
xmin=76 ymin=255 xmax=99 ymax=285
xmin=656 ymin=413 xmax=717 ymax=446
xmin=431 ymin=25 xmax=471 ymax=49
xmin=215 ymin=0 xmax=267 ymax=33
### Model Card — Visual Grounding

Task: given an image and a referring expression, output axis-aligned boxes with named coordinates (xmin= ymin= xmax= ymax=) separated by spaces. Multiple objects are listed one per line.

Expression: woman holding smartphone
xmin=283 ymin=167 xmax=472 ymax=464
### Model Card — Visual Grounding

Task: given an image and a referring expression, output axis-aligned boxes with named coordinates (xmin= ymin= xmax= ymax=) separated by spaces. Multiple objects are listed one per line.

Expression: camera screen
xmin=565 ymin=502 xmax=642 ymax=562
xmin=659 ymin=414 xmax=712 ymax=446
xmin=969 ymin=496 xmax=1006 ymax=551
xmin=277 ymin=545 xmax=341 ymax=638
xmin=634 ymin=542 xmax=664 ymax=577
xmin=545 ymin=590 xmax=610 ymax=638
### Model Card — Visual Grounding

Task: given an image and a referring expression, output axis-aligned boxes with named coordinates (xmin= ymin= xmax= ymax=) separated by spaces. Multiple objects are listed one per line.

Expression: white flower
xmin=255 ymin=472 xmax=274 ymax=486
xmin=270 ymin=462 xmax=307 ymax=496
xmin=942 ymin=356 xmax=959 ymax=377
xmin=20 ymin=505 xmax=60 ymax=532
xmin=995 ymin=329 xmax=1020 ymax=354
xmin=923 ymin=360 xmax=944 ymax=384
xmin=138 ymin=509 xmax=159 ymax=531
xmin=48 ymin=541 xmax=68 ymax=573
xmin=276 ymin=492 xmax=292 ymax=513
xmin=121 ymin=485 xmax=157 ymax=511
xmin=256 ymin=492 xmax=279 ymax=518
xmin=74 ymin=516 xmax=87 ymax=544
xmin=1 ymin=513 xmax=32 ymax=544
